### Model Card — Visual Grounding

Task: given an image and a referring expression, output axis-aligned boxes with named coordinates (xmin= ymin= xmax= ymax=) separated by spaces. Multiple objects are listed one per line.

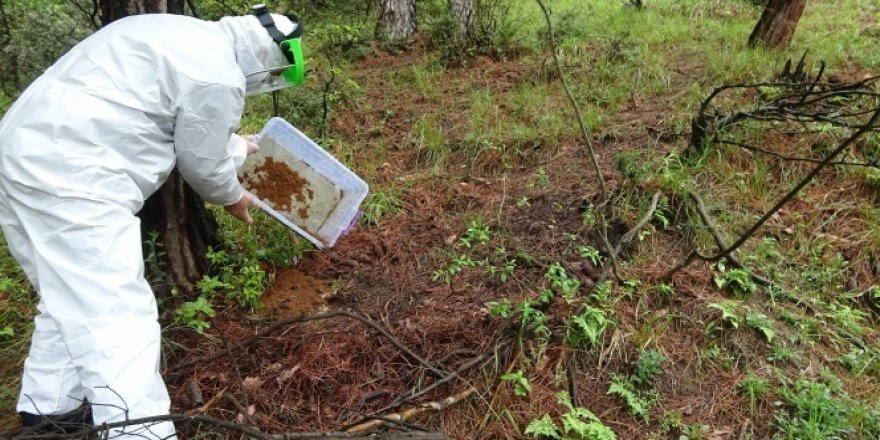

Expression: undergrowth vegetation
xmin=1 ymin=0 xmax=879 ymax=438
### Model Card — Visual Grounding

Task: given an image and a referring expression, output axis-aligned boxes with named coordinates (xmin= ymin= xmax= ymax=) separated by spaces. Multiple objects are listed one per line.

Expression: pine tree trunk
xmin=450 ymin=0 xmax=473 ymax=38
xmin=101 ymin=0 xmax=217 ymax=296
xmin=376 ymin=0 xmax=416 ymax=41
xmin=748 ymin=0 xmax=806 ymax=49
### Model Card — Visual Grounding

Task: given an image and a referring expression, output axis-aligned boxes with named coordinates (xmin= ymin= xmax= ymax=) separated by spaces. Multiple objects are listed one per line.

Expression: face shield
xmin=247 ymin=4 xmax=305 ymax=96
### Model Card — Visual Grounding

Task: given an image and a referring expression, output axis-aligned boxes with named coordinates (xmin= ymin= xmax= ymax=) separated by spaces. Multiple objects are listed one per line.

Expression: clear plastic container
xmin=238 ymin=117 xmax=369 ymax=249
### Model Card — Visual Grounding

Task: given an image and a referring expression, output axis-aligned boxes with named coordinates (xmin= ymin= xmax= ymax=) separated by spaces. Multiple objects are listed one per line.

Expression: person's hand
xmin=242 ymin=134 xmax=260 ymax=156
xmin=224 ymin=191 xmax=254 ymax=224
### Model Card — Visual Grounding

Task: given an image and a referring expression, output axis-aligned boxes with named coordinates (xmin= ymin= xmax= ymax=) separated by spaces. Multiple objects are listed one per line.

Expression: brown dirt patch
xmin=259 ymin=268 xmax=332 ymax=320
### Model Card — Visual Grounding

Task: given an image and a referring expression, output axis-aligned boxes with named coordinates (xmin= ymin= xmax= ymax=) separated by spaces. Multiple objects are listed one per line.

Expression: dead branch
xmin=7 ymin=412 xmax=446 ymax=440
xmin=687 ymin=191 xmax=774 ymax=286
xmin=345 ymin=388 xmax=476 ymax=436
xmin=664 ymin=107 xmax=880 ymax=281
xmin=220 ymin=328 xmax=254 ymax=425
xmin=690 ymin=70 xmax=880 ymax=157
xmin=594 ymin=191 xmax=663 ymax=288
xmin=718 ymin=139 xmax=878 ymax=168
xmin=345 ymin=350 xmax=494 ymax=430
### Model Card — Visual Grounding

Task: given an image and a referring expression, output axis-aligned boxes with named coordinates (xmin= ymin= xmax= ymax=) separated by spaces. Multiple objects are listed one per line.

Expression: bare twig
xmin=593 ymin=191 xmax=663 ymax=288
xmin=718 ymin=139 xmax=878 ymax=168
xmin=664 ymin=107 xmax=880 ymax=280
xmin=343 ymin=350 xmax=493 ymax=431
xmin=67 ymin=0 xmax=100 ymax=30
xmin=535 ymin=0 xmax=607 ymax=201
xmin=687 ymin=192 xmax=774 ymax=286
xmin=345 ymin=388 xmax=476 ymax=436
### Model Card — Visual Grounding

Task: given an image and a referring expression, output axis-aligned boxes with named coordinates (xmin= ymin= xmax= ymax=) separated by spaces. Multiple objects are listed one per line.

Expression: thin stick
xmin=593 ymin=191 xmax=663 ymax=289
xmin=535 ymin=0 xmax=607 ymax=201
xmin=688 ymin=192 xmax=773 ymax=286
xmin=344 ymin=388 xmax=476 ymax=436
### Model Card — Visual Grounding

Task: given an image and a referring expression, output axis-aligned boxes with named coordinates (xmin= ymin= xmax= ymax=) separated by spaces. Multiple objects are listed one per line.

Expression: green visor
xmin=279 ymin=37 xmax=304 ymax=86
xmin=248 ymin=5 xmax=305 ymax=95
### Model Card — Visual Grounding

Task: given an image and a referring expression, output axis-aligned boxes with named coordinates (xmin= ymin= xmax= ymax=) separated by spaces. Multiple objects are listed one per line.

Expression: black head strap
xmin=251 ymin=4 xmax=302 ymax=43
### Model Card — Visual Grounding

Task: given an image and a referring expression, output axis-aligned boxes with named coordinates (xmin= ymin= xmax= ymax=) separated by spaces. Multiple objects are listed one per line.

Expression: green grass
xmin=0 ymin=235 xmax=34 ymax=430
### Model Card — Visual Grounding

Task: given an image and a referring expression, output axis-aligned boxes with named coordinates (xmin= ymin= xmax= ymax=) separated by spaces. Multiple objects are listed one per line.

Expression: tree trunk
xmin=450 ymin=0 xmax=473 ymax=38
xmin=748 ymin=0 xmax=806 ymax=49
xmin=101 ymin=0 xmax=184 ymax=26
xmin=101 ymin=0 xmax=217 ymax=296
xmin=376 ymin=0 xmax=416 ymax=41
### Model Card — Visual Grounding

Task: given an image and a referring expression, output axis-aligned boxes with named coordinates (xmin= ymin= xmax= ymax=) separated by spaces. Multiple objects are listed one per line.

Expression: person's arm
xmin=227 ymin=133 xmax=261 ymax=170
xmin=174 ymin=83 xmax=246 ymax=207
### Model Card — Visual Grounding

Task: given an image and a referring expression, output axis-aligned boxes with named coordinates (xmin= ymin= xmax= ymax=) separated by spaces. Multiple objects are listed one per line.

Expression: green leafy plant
xmin=565 ymin=306 xmax=611 ymax=349
xmin=714 ymin=268 xmax=757 ymax=297
xmin=546 ymin=263 xmax=581 ymax=303
xmin=838 ymin=347 xmax=880 ymax=377
xmin=607 ymin=376 xmax=655 ymax=422
xmin=501 ymin=369 xmax=532 ymax=397
xmin=525 ymin=392 xmax=617 ymax=440
xmin=737 ymin=373 xmax=768 ymax=416
xmin=773 ymin=375 xmax=880 ymax=439
xmin=653 ymin=195 xmax=671 ymax=230
xmin=459 ymin=219 xmax=491 ymax=248
xmin=578 ymin=245 xmax=604 ymax=266
xmin=143 ymin=230 xmax=168 ymax=287
xmin=659 ymin=410 xmax=684 ymax=436
xmin=768 ymin=343 xmax=800 ymax=364
xmin=744 ymin=312 xmax=775 ymax=343
xmin=174 ymin=297 xmax=215 ymax=334
xmin=591 ymin=280 xmax=613 ymax=304
xmin=655 ymin=282 xmax=675 ymax=300
xmin=0 ymin=326 xmax=13 ymax=338
xmin=631 ymin=349 xmax=665 ymax=387
xmin=239 ymin=263 xmax=265 ymax=309
xmin=530 ymin=167 xmax=550 ymax=188
xmin=581 ymin=204 xmax=596 ymax=227
xmin=621 ymin=279 xmax=640 ymax=299
xmin=708 ymin=300 xmax=743 ymax=329
xmin=362 ymin=190 xmax=403 ymax=225
xmin=432 ymin=254 xmax=481 ymax=284
xmin=487 ymin=299 xmax=514 ymax=318
xmin=486 ymin=258 xmax=516 ymax=282
xmin=520 ymin=301 xmax=550 ymax=337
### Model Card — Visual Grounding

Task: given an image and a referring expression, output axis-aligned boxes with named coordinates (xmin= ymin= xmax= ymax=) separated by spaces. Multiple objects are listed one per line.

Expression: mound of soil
xmin=259 ymin=268 xmax=332 ymax=319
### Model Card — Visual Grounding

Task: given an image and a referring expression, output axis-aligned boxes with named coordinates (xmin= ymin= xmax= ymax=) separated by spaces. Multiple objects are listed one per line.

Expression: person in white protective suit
xmin=0 ymin=4 xmax=303 ymax=439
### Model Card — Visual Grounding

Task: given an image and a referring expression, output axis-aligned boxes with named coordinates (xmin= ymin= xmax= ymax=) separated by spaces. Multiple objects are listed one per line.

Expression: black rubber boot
xmin=18 ymin=402 xmax=93 ymax=435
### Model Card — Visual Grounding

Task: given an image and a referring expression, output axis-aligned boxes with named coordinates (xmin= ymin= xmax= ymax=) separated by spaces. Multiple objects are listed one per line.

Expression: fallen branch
xmin=7 ymin=413 xmax=446 ymax=440
xmin=687 ymin=191 xmax=774 ymax=286
xmin=345 ymin=388 xmax=476 ymax=437
xmin=719 ymin=139 xmax=878 ymax=168
xmin=343 ymin=350 xmax=494 ymax=431
xmin=663 ymin=107 xmax=880 ymax=281
xmin=593 ymin=191 xmax=663 ymax=290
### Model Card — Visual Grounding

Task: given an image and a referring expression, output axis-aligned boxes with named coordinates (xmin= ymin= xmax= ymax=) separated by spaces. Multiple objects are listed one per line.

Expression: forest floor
xmin=164 ymin=20 xmax=880 ymax=440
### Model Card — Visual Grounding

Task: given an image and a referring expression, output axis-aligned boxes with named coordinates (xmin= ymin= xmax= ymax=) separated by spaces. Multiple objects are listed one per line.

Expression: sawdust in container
xmin=238 ymin=118 xmax=368 ymax=249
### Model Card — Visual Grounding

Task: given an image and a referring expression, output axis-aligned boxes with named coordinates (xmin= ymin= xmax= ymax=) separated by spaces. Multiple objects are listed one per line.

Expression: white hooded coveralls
xmin=0 ymin=12 xmax=293 ymax=439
